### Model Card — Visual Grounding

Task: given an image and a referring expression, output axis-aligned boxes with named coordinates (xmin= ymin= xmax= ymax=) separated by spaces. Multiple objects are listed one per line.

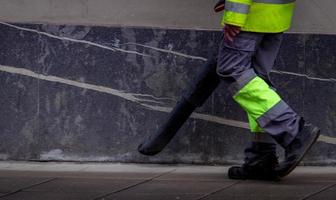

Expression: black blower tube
xmin=138 ymin=58 xmax=221 ymax=156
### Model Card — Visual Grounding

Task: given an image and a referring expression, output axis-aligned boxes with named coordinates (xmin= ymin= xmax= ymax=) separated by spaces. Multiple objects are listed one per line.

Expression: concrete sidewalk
xmin=0 ymin=162 xmax=335 ymax=200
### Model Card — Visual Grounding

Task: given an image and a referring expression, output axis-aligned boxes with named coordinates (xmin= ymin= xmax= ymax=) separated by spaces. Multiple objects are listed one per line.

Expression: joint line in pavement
xmin=0 ymin=178 xmax=58 ymax=198
xmin=196 ymin=181 xmax=242 ymax=200
xmin=300 ymin=183 xmax=336 ymax=200
xmin=92 ymin=168 xmax=177 ymax=200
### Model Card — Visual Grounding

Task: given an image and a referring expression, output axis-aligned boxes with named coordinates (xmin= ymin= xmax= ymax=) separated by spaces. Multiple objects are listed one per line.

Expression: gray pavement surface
xmin=0 ymin=162 xmax=335 ymax=199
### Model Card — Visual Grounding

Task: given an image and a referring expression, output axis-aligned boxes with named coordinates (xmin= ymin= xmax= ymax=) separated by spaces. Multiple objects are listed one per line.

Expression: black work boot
xmin=228 ymin=142 xmax=279 ymax=181
xmin=276 ymin=120 xmax=320 ymax=178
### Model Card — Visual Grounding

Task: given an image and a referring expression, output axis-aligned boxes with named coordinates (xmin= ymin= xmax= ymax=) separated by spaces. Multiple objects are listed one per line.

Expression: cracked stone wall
xmin=0 ymin=22 xmax=335 ymax=165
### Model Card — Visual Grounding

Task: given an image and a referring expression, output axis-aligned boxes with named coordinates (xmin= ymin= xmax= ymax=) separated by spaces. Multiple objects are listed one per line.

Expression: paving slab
xmin=0 ymin=191 xmax=101 ymax=200
xmin=202 ymin=179 xmax=333 ymax=200
xmin=0 ymin=177 xmax=53 ymax=194
xmin=103 ymin=179 xmax=237 ymax=200
xmin=154 ymin=165 xmax=229 ymax=182
xmin=23 ymin=178 xmax=141 ymax=193
xmin=308 ymin=184 xmax=336 ymax=200
xmin=0 ymin=162 xmax=87 ymax=172
xmin=104 ymin=193 xmax=200 ymax=200
xmin=0 ymin=162 xmax=175 ymax=173
xmin=0 ymin=163 xmax=335 ymax=200
xmin=157 ymin=172 xmax=228 ymax=182
xmin=0 ymin=170 xmax=163 ymax=180
xmin=80 ymin=163 xmax=176 ymax=174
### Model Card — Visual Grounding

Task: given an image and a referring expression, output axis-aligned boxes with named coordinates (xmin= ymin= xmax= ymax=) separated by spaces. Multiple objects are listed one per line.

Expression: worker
xmin=214 ymin=0 xmax=320 ymax=180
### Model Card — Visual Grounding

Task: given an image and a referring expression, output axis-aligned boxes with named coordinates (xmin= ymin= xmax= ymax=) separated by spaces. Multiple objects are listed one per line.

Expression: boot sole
xmin=277 ymin=127 xmax=320 ymax=178
xmin=228 ymin=166 xmax=280 ymax=181
xmin=228 ymin=166 xmax=247 ymax=180
xmin=229 ymin=174 xmax=280 ymax=181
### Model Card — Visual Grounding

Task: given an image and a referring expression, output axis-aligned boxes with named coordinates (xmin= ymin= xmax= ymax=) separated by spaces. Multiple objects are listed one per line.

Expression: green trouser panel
xmin=233 ymin=76 xmax=282 ymax=131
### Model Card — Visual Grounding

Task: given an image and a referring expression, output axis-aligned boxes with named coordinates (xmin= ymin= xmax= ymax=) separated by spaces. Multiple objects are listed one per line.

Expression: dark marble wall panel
xmin=275 ymin=34 xmax=306 ymax=74
xmin=0 ymin=74 xmax=39 ymax=160
xmin=305 ymin=35 xmax=336 ymax=79
xmin=0 ymin=22 xmax=335 ymax=165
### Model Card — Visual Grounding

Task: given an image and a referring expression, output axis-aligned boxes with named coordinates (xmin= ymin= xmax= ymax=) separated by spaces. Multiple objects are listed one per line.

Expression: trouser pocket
xmin=217 ymin=33 xmax=257 ymax=80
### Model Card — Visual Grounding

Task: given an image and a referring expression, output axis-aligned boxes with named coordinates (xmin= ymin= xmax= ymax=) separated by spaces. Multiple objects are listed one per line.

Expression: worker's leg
xmin=248 ymin=33 xmax=284 ymax=143
xmin=255 ymin=34 xmax=320 ymax=177
xmin=223 ymin=32 xmax=279 ymax=180
xmin=217 ymin=32 xmax=301 ymax=147
xmin=218 ymin=31 xmax=319 ymax=178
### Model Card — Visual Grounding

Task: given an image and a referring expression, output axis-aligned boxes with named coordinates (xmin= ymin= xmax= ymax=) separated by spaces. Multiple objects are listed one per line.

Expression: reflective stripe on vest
xmin=253 ymin=0 xmax=295 ymax=4
xmin=226 ymin=1 xmax=250 ymax=14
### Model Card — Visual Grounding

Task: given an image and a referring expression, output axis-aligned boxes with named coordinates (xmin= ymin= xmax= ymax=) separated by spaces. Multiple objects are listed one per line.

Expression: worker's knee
xmin=216 ymin=48 xmax=252 ymax=80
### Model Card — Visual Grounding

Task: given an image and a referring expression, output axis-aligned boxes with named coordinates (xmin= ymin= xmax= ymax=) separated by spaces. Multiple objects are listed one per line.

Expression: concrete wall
xmin=0 ymin=0 xmax=336 ymax=34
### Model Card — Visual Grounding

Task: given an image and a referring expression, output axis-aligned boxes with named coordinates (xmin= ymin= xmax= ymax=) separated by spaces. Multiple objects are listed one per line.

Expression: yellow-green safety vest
xmin=221 ymin=0 xmax=295 ymax=33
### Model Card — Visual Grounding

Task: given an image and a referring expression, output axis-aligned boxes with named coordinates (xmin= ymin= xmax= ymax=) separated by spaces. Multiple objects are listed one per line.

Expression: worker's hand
xmin=223 ymin=24 xmax=241 ymax=42
xmin=214 ymin=0 xmax=226 ymax=12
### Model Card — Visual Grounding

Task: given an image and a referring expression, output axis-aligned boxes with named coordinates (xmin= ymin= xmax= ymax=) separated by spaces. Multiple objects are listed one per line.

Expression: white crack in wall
xmin=1 ymin=22 xmax=335 ymax=83
xmin=0 ymin=22 xmax=335 ymax=146
xmin=0 ymin=64 xmax=335 ymax=145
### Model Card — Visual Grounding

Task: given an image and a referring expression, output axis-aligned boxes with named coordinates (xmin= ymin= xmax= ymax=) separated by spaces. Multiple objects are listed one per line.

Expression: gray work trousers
xmin=217 ymin=32 xmax=301 ymax=147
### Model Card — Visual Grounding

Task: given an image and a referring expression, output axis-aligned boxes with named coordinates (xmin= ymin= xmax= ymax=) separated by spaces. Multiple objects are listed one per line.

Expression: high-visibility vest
xmin=221 ymin=0 xmax=295 ymax=33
